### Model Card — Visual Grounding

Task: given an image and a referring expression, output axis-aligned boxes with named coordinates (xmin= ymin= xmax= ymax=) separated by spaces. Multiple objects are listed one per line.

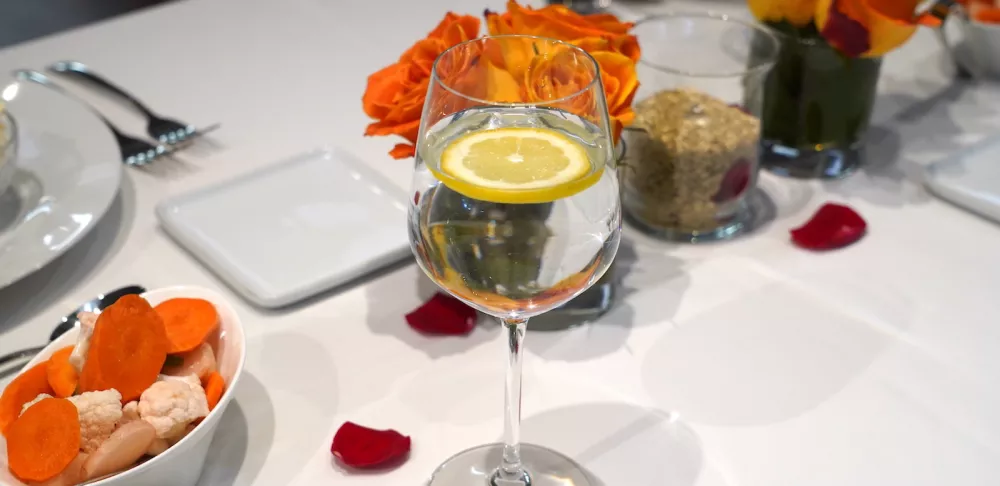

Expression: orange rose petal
xmin=750 ymin=0 xmax=819 ymax=26
xmin=361 ymin=12 xmax=481 ymax=159
xmin=427 ymin=12 xmax=463 ymax=39
xmin=591 ymin=50 xmax=637 ymax=113
xmin=861 ymin=0 xmax=921 ymax=56
xmin=816 ymin=0 xmax=922 ymax=57
xmin=439 ymin=16 xmax=481 ymax=46
xmin=486 ymin=61 xmax=523 ymax=103
xmin=366 ymin=117 xmax=420 ymax=140
xmin=362 ymin=64 xmax=410 ymax=119
xmin=975 ymin=6 xmax=1000 ymax=22
xmin=389 ymin=144 xmax=416 ymax=160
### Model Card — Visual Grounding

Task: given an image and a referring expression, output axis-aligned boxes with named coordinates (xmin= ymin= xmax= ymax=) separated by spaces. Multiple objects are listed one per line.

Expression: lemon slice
xmin=435 ymin=127 xmax=601 ymax=204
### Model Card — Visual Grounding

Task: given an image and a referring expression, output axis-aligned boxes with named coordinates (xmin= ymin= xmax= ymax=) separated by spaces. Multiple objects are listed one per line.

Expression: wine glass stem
xmin=499 ymin=316 xmax=528 ymax=481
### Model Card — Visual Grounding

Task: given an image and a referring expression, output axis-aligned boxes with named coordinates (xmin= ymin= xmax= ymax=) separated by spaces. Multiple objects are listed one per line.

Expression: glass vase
xmin=754 ymin=25 xmax=881 ymax=179
xmin=621 ymin=13 xmax=779 ymax=242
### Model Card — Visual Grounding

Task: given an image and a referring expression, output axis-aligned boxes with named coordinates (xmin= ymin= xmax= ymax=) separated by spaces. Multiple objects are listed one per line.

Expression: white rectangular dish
xmin=924 ymin=137 xmax=1000 ymax=225
xmin=156 ymin=148 xmax=413 ymax=308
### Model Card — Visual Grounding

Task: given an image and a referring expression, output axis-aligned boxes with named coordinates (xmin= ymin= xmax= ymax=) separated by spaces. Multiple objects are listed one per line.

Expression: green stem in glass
xmin=754 ymin=22 xmax=881 ymax=150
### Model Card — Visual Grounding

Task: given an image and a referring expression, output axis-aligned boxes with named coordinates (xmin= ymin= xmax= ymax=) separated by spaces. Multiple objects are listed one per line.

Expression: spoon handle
xmin=49 ymin=61 xmax=156 ymax=117
xmin=0 ymin=346 xmax=44 ymax=368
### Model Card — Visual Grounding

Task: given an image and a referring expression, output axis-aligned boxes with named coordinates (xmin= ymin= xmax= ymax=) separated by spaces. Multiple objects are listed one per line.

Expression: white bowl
xmin=0 ymin=286 xmax=247 ymax=486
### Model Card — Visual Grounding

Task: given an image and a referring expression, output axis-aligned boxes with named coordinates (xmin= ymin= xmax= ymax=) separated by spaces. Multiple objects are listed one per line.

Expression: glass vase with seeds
xmin=409 ymin=35 xmax=620 ymax=486
xmin=624 ymin=13 xmax=779 ymax=241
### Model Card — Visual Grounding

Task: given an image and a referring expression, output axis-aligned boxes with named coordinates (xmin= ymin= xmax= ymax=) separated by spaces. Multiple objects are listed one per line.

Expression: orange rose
xmin=363 ymin=4 xmax=640 ymax=157
xmin=747 ymin=0 xmax=819 ymax=27
xmin=486 ymin=1 xmax=639 ymax=141
xmin=362 ymin=13 xmax=480 ymax=159
xmin=815 ymin=0 xmax=922 ymax=57
xmin=485 ymin=0 xmax=639 ymax=62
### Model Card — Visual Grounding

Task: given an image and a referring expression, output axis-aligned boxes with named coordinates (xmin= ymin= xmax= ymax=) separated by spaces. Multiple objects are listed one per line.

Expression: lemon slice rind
xmin=436 ymin=127 xmax=600 ymax=204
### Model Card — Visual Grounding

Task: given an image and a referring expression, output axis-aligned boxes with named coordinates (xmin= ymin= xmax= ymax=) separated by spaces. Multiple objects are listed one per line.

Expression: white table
xmin=2 ymin=0 xmax=1000 ymax=484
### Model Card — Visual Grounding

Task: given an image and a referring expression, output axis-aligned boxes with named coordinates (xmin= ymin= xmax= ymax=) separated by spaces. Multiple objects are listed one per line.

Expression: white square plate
xmin=156 ymin=147 xmax=412 ymax=308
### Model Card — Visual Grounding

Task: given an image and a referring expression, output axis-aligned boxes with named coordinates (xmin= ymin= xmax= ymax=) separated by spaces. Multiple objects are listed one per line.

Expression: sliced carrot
xmin=6 ymin=397 xmax=81 ymax=482
xmin=79 ymin=295 xmax=169 ymax=403
xmin=154 ymin=298 xmax=220 ymax=354
xmin=46 ymin=346 xmax=79 ymax=398
xmin=203 ymin=371 xmax=226 ymax=411
xmin=0 ymin=362 xmax=55 ymax=436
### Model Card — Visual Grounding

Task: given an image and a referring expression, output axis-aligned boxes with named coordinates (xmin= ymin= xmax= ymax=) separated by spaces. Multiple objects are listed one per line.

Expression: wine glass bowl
xmin=408 ymin=35 xmax=620 ymax=485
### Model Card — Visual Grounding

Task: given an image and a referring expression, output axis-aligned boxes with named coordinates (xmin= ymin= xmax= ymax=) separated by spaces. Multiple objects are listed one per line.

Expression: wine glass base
xmin=428 ymin=443 xmax=594 ymax=486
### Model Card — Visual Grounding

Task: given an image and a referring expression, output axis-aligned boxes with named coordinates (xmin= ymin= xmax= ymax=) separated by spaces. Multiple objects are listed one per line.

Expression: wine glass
xmin=409 ymin=35 xmax=620 ymax=485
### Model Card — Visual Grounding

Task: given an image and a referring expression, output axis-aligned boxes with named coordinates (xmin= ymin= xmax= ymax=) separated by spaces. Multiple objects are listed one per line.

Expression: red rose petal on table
xmin=790 ymin=203 xmax=867 ymax=250
xmin=712 ymin=158 xmax=752 ymax=203
xmin=405 ymin=293 xmax=477 ymax=335
xmin=331 ymin=421 xmax=411 ymax=469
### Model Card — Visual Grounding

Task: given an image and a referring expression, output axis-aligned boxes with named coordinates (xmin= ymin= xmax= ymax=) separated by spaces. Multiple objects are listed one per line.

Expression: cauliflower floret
xmin=120 ymin=400 xmax=140 ymax=426
xmin=68 ymin=311 xmax=99 ymax=373
xmin=157 ymin=373 xmax=201 ymax=388
xmin=19 ymin=393 xmax=53 ymax=416
xmin=67 ymin=389 xmax=123 ymax=453
xmin=137 ymin=375 xmax=208 ymax=440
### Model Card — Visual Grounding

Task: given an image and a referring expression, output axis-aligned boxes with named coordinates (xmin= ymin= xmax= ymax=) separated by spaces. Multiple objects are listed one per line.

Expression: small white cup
xmin=942 ymin=5 xmax=1000 ymax=78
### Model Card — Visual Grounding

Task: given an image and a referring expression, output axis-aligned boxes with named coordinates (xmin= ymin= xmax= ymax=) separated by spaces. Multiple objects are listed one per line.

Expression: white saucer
xmin=0 ymin=81 xmax=122 ymax=289
xmin=156 ymin=147 xmax=412 ymax=308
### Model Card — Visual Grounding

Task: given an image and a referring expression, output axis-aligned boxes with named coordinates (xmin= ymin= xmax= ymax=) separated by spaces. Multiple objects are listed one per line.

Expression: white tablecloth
xmin=1 ymin=0 xmax=999 ymax=484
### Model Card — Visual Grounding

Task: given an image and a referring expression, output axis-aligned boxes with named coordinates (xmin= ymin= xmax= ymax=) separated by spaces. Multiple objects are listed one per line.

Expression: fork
xmin=14 ymin=70 xmax=171 ymax=166
xmin=49 ymin=61 xmax=219 ymax=146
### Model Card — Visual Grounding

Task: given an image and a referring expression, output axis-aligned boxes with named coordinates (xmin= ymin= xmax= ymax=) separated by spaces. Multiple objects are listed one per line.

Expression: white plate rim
xmin=0 ymin=81 xmax=122 ymax=289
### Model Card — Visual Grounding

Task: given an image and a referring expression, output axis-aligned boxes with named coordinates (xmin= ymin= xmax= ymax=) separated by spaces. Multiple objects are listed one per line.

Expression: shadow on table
xmin=519 ymin=402 xmax=704 ymax=486
xmin=0 ymin=174 xmax=135 ymax=336
xmin=527 ymin=238 xmax=690 ymax=362
xmin=364 ymin=264 xmax=501 ymax=359
xmin=824 ymin=80 xmax=994 ymax=207
xmin=197 ymin=371 xmax=275 ymax=486
xmin=641 ymin=274 xmax=914 ymax=427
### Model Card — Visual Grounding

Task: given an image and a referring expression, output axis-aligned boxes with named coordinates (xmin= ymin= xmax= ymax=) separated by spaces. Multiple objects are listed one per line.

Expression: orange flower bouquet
xmin=749 ymin=0 xmax=942 ymax=177
xmin=361 ymin=0 xmax=639 ymax=160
